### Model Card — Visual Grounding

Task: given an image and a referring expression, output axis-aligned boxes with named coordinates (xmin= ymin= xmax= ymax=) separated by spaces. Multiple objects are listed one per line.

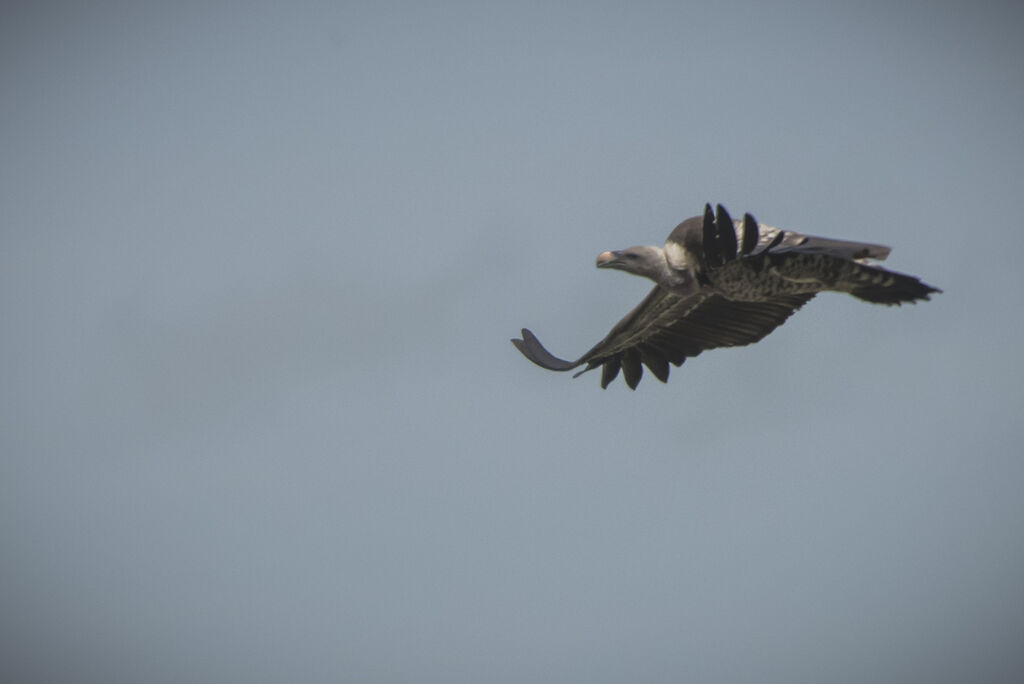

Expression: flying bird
xmin=512 ymin=204 xmax=940 ymax=389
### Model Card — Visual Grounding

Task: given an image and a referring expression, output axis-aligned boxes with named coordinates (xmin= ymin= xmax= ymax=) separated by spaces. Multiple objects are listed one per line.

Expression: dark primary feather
xmin=741 ymin=213 xmax=759 ymax=255
xmin=715 ymin=204 xmax=737 ymax=264
xmin=510 ymin=329 xmax=577 ymax=371
xmin=512 ymin=203 xmax=940 ymax=389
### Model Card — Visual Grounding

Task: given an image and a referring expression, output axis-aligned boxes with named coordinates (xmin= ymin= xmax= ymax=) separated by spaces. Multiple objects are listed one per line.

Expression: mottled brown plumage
xmin=512 ymin=204 xmax=940 ymax=389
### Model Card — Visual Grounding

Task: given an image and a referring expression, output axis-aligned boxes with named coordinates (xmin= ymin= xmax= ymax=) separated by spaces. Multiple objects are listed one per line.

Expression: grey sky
xmin=2 ymin=1 xmax=1023 ymax=682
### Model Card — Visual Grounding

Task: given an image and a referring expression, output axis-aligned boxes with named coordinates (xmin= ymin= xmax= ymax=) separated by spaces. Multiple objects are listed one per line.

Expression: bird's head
xmin=595 ymin=245 xmax=666 ymax=281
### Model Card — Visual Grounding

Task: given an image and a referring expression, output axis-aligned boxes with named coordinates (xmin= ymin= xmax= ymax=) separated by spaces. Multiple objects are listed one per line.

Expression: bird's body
xmin=512 ymin=204 xmax=940 ymax=389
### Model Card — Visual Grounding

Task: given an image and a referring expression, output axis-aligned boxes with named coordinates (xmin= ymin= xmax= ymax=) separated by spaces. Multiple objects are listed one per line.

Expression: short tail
xmin=847 ymin=266 xmax=941 ymax=305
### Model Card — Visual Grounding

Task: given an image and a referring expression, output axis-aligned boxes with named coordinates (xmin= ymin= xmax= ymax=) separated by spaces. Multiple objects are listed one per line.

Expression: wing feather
xmin=741 ymin=213 xmax=759 ymax=255
xmin=565 ymin=288 xmax=815 ymax=389
xmin=620 ymin=350 xmax=643 ymax=389
xmin=600 ymin=358 xmax=621 ymax=389
xmin=715 ymin=204 xmax=737 ymax=262
xmin=640 ymin=351 xmax=670 ymax=383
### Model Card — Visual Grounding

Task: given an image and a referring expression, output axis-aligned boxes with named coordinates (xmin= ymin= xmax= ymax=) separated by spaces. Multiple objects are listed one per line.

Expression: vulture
xmin=512 ymin=204 xmax=940 ymax=389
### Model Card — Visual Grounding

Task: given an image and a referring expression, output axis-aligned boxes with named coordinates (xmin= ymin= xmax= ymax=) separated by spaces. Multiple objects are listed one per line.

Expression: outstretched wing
xmin=512 ymin=286 xmax=814 ymax=389
xmin=698 ymin=203 xmax=937 ymax=305
xmin=693 ymin=203 xmax=892 ymax=265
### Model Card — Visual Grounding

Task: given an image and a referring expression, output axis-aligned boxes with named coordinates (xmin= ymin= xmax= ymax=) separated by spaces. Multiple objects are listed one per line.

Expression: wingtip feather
xmin=512 ymin=328 xmax=580 ymax=371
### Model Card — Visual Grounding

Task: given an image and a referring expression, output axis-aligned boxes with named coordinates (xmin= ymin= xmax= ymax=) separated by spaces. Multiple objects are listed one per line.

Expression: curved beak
xmin=596 ymin=250 xmax=621 ymax=268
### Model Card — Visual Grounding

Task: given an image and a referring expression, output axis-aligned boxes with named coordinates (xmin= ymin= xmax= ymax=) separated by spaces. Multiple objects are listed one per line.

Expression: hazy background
xmin=2 ymin=1 xmax=1023 ymax=682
